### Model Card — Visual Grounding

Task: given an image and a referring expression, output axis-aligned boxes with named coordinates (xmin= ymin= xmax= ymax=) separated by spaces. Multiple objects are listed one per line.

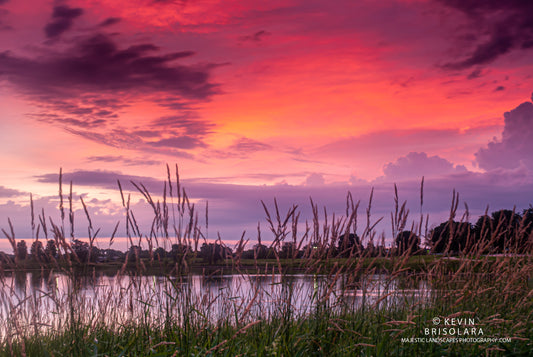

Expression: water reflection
xmin=0 ymin=271 xmax=432 ymax=338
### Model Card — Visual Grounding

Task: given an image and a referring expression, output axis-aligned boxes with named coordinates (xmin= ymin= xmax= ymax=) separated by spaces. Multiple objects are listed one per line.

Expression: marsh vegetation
xmin=0 ymin=166 xmax=531 ymax=356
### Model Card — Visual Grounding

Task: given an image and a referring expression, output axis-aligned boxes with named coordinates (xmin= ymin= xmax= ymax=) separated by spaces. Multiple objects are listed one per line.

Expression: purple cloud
xmin=476 ymin=95 xmax=533 ymax=170
xmin=438 ymin=0 xmax=533 ymax=69
xmin=0 ymin=31 xmax=220 ymax=155
xmin=99 ymin=17 xmax=121 ymax=27
xmin=44 ymin=5 xmax=84 ymax=39
xmin=149 ymin=136 xmax=206 ymax=149
xmin=0 ymin=185 xmax=24 ymax=198
xmin=86 ymin=155 xmax=162 ymax=166
xmin=383 ymin=152 xmax=466 ymax=181
xmin=150 ymin=115 xmax=214 ymax=136
xmin=1 ymin=34 xmax=215 ymax=98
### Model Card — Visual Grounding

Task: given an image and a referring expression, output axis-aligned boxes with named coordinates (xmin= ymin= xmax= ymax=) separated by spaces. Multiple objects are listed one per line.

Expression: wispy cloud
xmin=229 ymin=137 xmax=272 ymax=153
xmin=0 ymin=185 xmax=25 ymax=198
xmin=86 ymin=155 xmax=162 ymax=166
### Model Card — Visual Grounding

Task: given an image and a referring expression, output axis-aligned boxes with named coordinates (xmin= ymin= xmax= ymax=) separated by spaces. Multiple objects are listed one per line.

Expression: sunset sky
xmin=1 ymin=0 xmax=533 ymax=247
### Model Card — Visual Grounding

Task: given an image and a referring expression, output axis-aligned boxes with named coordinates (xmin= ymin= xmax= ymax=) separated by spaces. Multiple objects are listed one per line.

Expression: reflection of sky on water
xmin=0 ymin=272 xmax=431 ymax=338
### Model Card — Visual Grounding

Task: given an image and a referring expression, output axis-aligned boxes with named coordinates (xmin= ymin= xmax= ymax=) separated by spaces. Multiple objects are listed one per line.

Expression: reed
xmin=0 ymin=167 xmax=531 ymax=356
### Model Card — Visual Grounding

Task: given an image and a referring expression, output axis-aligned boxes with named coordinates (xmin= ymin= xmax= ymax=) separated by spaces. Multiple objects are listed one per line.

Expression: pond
xmin=0 ymin=271 xmax=431 ymax=338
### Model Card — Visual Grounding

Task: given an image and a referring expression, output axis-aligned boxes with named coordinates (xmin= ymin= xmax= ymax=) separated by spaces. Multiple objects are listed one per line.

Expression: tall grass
xmin=0 ymin=166 xmax=531 ymax=356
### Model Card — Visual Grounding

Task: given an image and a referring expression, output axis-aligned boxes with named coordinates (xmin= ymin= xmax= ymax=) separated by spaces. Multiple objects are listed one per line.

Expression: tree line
xmin=9 ymin=207 xmax=533 ymax=266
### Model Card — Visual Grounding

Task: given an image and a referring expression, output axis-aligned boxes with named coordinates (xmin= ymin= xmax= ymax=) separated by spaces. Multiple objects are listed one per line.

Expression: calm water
xmin=0 ymin=271 xmax=431 ymax=337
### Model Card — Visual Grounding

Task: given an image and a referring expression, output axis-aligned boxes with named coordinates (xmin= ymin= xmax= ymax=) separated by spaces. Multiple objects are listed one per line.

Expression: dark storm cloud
xmin=475 ymin=94 xmax=533 ymax=170
xmin=438 ymin=0 xmax=533 ymax=69
xmin=0 ymin=33 xmax=217 ymax=99
xmin=44 ymin=5 xmax=84 ymax=39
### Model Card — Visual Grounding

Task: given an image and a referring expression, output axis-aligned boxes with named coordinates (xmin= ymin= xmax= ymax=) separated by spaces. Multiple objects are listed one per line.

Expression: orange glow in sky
xmin=1 ymin=0 xmax=533 ymax=239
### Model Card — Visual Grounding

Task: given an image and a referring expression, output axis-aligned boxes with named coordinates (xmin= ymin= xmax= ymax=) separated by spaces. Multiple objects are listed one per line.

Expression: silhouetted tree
xmin=473 ymin=210 xmax=522 ymax=253
xmin=241 ymin=244 xmax=275 ymax=260
xmin=154 ymin=247 xmax=167 ymax=260
xmin=45 ymin=239 xmax=57 ymax=259
xmin=16 ymin=240 xmax=28 ymax=260
xmin=30 ymin=240 xmax=45 ymax=261
xmin=430 ymin=221 xmax=472 ymax=254
xmin=395 ymin=230 xmax=420 ymax=255
xmin=199 ymin=243 xmax=231 ymax=264
xmin=279 ymin=242 xmax=299 ymax=259
xmin=522 ymin=208 xmax=533 ymax=252
xmin=472 ymin=215 xmax=494 ymax=253
xmin=128 ymin=245 xmax=141 ymax=262
xmin=337 ymin=233 xmax=361 ymax=257
xmin=491 ymin=209 xmax=521 ymax=252
xmin=170 ymin=243 xmax=188 ymax=262
xmin=72 ymin=239 xmax=89 ymax=262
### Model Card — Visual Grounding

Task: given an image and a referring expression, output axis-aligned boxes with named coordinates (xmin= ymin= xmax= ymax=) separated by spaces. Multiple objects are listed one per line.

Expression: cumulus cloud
xmin=438 ymin=0 xmax=533 ymax=69
xmin=382 ymin=152 xmax=466 ymax=181
xmin=475 ymin=95 xmax=533 ymax=170
xmin=44 ymin=5 xmax=84 ymax=39
xmin=305 ymin=173 xmax=325 ymax=186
